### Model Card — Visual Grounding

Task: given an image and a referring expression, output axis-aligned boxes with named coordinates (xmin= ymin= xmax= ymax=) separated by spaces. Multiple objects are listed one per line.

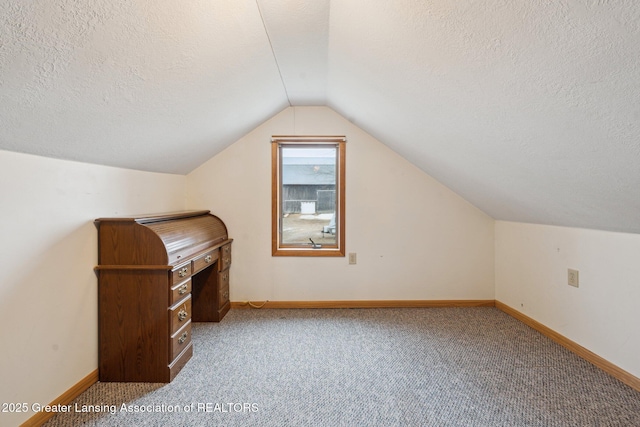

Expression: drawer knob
xmin=178 ymin=267 xmax=188 ymax=278
xmin=178 ymin=331 xmax=188 ymax=344
xmin=178 ymin=284 xmax=188 ymax=295
xmin=205 ymin=255 xmax=212 ymax=263
xmin=178 ymin=309 xmax=188 ymax=321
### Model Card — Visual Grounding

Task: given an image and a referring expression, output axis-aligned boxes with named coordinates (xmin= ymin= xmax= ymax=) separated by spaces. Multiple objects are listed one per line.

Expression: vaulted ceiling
xmin=2 ymin=0 xmax=640 ymax=233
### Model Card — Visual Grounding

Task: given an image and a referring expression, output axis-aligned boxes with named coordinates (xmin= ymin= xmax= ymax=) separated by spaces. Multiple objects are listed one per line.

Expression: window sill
xmin=272 ymin=247 xmax=345 ymax=257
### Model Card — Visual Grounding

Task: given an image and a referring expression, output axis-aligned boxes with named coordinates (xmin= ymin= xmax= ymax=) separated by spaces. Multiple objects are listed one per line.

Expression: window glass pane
xmin=280 ymin=146 xmax=337 ymax=247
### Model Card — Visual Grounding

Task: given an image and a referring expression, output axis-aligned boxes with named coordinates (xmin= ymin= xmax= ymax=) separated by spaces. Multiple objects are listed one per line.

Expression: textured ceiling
xmin=1 ymin=0 xmax=640 ymax=233
xmin=0 ymin=0 xmax=289 ymax=173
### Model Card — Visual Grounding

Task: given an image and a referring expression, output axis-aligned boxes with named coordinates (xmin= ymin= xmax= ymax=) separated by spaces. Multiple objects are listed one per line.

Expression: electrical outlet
xmin=568 ymin=268 xmax=579 ymax=288
xmin=348 ymin=253 xmax=357 ymax=265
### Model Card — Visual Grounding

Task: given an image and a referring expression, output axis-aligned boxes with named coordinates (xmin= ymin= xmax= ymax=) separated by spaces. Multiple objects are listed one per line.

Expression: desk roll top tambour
xmin=94 ymin=210 xmax=232 ymax=382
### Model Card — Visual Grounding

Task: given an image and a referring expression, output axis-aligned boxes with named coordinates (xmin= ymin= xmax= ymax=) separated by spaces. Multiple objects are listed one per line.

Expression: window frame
xmin=271 ymin=135 xmax=346 ymax=257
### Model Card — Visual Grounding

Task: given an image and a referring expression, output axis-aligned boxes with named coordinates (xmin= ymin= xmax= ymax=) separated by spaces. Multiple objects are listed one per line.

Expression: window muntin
xmin=272 ymin=136 xmax=345 ymax=257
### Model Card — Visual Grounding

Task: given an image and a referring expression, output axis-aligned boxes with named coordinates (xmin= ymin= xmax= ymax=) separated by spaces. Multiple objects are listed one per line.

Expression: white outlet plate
xmin=348 ymin=253 xmax=357 ymax=264
xmin=568 ymin=268 xmax=579 ymax=287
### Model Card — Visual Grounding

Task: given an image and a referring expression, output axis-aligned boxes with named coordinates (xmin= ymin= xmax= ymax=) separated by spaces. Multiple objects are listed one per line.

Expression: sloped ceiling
xmin=1 ymin=0 xmax=640 ymax=233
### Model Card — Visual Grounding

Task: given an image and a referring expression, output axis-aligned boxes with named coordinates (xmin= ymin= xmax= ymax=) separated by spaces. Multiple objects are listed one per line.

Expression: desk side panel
xmin=97 ymin=221 xmax=168 ymax=265
xmin=98 ymin=269 xmax=170 ymax=382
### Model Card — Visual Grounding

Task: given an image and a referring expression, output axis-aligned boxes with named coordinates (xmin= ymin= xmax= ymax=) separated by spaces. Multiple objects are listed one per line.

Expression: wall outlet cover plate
xmin=568 ymin=268 xmax=579 ymax=287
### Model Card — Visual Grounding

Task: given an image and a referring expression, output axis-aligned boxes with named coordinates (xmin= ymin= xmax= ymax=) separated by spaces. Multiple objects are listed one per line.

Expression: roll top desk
xmin=95 ymin=210 xmax=232 ymax=382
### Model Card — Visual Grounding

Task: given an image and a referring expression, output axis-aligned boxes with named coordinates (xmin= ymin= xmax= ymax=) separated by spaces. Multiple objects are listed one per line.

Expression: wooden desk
xmin=95 ymin=210 xmax=232 ymax=382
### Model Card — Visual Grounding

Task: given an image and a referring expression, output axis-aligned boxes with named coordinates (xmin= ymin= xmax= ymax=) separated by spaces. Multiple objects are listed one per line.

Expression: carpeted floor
xmin=44 ymin=307 xmax=640 ymax=426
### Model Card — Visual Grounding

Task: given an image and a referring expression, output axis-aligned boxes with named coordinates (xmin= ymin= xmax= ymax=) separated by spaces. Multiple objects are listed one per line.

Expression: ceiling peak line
xmin=255 ymin=0 xmax=291 ymax=107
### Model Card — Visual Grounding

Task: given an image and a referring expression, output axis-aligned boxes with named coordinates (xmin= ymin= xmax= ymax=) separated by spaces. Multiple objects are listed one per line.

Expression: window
xmin=271 ymin=136 xmax=346 ymax=257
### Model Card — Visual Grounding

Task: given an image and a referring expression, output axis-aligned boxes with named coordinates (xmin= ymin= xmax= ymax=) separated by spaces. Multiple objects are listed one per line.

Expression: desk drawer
xmin=172 ymin=263 xmax=192 ymax=285
xmin=218 ymin=270 xmax=229 ymax=309
xmin=219 ymin=243 xmax=232 ymax=271
xmin=170 ymin=321 xmax=192 ymax=362
xmin=170 ymin=295 xmax=191 ymax=336
xmin=192 ymin=250 xmax=217 ymax=273
xmin=170 ymin=279 xmax=191 ymax=306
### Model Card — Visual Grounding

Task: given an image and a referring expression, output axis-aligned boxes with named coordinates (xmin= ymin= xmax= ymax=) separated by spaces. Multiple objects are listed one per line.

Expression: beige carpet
xmin=44 ymin=307 xmax=640 ymax=426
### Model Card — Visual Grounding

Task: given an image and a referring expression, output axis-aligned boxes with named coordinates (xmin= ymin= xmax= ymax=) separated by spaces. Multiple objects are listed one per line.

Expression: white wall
xmin=0 ymin=150 xmax=185 ymax=426
xmin=187 ymin=107 xmax=495 ymax=302
xmin=495 ymin=221 xmax=640 ymax=379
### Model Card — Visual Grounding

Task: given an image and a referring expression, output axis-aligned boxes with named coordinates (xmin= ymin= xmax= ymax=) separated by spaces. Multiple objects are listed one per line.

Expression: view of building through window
xmin=280 ymin=146 xmax=337 ymax=246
